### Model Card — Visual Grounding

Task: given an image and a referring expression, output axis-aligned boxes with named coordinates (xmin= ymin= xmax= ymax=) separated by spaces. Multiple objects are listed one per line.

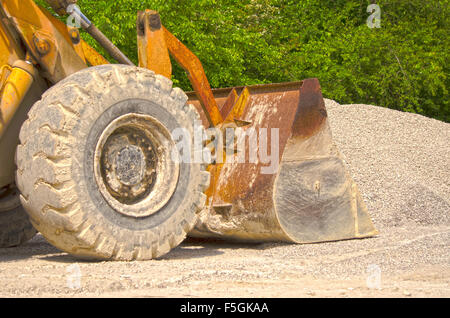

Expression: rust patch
xmin=163 ymin=26 xmax=223 ymax=127
xmin=291 ymin=78 xmax=328 ymax=139
xmin=188 ymin=82 xmax=305 ymax=241
xmin=219 ymin=88 xmax=238 ymax=120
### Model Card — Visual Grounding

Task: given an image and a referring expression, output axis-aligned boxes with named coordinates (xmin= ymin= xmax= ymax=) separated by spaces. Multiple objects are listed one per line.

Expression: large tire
xmin=0 ymin=185 xmax=36 ymax=248
xmin=16 ymin=65 xmax=209 ymax=260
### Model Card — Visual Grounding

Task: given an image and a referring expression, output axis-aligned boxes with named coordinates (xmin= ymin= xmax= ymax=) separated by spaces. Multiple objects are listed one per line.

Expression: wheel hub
xmin=99 ymin=125 xmax=157 ymax=205
xmin=114 ymin=145 xmax=146 ymax=186
xmin=94 ymin=113 xmax=180 ymax=218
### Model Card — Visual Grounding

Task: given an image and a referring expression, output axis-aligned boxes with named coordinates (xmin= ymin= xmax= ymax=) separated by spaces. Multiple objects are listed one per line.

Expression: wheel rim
xmin=94 ymin=113 xmax=180 ymax=218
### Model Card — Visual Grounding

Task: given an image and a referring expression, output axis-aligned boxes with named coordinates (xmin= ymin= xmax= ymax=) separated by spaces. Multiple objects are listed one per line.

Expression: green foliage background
xmin=37 ymin=0 xmax=449 ymax=122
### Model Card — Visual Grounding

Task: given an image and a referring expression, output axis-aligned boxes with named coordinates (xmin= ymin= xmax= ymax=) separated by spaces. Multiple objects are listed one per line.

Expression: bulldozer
xmin=0 ymin=0 xmax=377 ymax=260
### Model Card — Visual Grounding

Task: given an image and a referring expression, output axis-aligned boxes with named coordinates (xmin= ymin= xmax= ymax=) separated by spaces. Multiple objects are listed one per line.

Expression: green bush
xmin=37 ymin=0 xmax=449 ymax=122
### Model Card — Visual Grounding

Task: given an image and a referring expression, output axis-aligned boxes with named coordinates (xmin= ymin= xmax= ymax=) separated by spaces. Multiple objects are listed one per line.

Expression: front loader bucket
xmin=187 ymin=78 xmax=378 ymax=243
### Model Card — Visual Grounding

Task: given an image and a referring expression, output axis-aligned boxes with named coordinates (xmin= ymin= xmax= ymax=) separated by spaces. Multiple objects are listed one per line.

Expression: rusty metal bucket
xmin=134 ymin=10 xmax=377 ymax=244
xmin=187 ymin=78 xmax=378 ymax=243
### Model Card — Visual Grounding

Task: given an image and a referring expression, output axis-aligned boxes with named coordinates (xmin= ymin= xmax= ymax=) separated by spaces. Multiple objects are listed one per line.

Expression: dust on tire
xmin=16 ymin=65 xmax=209 ymax=260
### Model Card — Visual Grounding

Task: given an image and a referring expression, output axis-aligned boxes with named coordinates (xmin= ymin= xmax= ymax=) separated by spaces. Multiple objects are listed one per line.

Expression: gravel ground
xmin=0 ymin=99 xmax=448 ymax=298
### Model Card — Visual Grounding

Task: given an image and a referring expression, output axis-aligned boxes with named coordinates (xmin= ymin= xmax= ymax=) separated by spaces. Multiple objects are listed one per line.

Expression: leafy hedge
xmin=37 ymin=0 xmax=449 ymax=122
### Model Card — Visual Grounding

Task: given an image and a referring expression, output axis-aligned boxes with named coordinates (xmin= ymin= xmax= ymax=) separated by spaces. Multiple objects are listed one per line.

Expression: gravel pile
xmin=324 ymin=99 xmax=450 ymax=230
xmin=0 ymin=99 xmax=448 ymax=297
